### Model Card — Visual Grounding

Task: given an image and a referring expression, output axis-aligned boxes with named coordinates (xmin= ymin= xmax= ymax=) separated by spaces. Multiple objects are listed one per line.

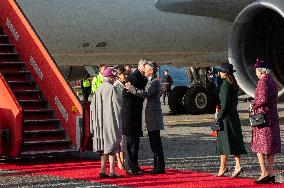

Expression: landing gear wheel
xmin=184 ymin=85 xmax=213 ymax=114
xmin=168 ymin=86 xmax=188 ymax=114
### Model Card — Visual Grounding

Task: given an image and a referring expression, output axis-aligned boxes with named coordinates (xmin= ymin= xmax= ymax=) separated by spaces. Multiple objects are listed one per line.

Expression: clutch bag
xmin=249 ymin=113 xmax=266 ymax=127
xmin=211 ymin=119 xmax=223 ymax=131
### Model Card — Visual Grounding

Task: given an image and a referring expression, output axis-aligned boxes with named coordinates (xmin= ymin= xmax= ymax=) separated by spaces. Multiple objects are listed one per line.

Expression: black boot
xmin=153 ymin=155 xmax=158 ymax=169
xmin=150 ymin=155 xmax=165 ymax=174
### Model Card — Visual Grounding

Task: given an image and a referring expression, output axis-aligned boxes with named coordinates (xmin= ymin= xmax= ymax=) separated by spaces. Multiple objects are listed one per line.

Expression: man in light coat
xmin=126 ymin=61 xmax=165 ymax=174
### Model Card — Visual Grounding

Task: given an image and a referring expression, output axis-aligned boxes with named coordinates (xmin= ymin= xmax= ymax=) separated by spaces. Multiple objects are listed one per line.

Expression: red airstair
xmin=0 ymin=0 xmax=91 ymax=158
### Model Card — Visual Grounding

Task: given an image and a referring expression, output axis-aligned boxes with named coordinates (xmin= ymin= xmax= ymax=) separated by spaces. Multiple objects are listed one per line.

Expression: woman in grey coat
xmin=113 ymin=67 xmax=130 ymax=170
xmin=125 ymin=61 xmax=165 ymax=174
xmin=90 ymin=67 xmax=122 ymax=178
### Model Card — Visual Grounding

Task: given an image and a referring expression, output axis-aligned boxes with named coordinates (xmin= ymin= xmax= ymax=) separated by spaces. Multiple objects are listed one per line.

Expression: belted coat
xmin=216 ymin=80 xmax=246 ymax=155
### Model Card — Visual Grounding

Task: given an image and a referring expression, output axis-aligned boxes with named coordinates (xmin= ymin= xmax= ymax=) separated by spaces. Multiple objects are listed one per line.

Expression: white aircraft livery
xmin=15 ymin=0 xmax=284 ymax=98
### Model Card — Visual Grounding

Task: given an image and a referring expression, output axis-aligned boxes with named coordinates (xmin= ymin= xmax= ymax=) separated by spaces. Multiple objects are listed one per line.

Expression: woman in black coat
xmin=216 ymin=62 xmax=246 ymax=177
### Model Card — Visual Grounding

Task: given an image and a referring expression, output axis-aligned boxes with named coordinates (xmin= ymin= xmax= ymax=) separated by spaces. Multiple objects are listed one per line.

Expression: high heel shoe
xmin=255 ymin=176 xmax=270 ymax=184
xmin=269 ymin=176 xmax=275 ymax=183
xmin=217 ymin=167 xmax=228 ymax=177
xmin=117 ymin=161 xmax=125 ymax=170
xmin=231 ymin=167 xmax=243 ymax=178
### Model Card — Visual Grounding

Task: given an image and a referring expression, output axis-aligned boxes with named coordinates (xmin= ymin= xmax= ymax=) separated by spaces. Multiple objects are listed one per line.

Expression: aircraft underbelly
xmin=16 ymin=0 xmax=232 ymax=66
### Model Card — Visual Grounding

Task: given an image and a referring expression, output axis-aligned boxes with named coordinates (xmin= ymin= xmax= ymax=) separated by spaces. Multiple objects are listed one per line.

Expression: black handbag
xmin=249 ymin=113 xmax=266 ymax=127
xmin=211 ymin=119 xmax=223 ymax=131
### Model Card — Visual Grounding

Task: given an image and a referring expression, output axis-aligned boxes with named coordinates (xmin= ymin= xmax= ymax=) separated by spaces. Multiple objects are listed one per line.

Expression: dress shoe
xmin=126 ymin=169 xmax=139 ymax=175
xmin=137 ymin=167 xmax=147 ymax=174
xmin=269 ymin=176 xmax=276 ymax=183
xmin=231 ymin=167 xmax=243 ymax=178
xmin=99 ymin=173 xmax=109 ymax=178
xmin=109 ymin=173 xmax=122 ymax=178
xmin=255 ymin=176 xmax=270 ymax=184
xmin=216 ymin=167 xmax=228 ymax=177
xmin=150 ymin=168 xmax=165 ymax=174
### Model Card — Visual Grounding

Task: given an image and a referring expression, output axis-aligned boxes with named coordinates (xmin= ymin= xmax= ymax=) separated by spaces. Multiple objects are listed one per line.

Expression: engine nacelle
xmin=229 ymin=0 xmax=284 ymax=99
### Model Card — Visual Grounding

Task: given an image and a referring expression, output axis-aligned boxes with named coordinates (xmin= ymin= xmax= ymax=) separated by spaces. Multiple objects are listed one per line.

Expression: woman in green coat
xmin=216 ymin=62 xmax=247 ymax=177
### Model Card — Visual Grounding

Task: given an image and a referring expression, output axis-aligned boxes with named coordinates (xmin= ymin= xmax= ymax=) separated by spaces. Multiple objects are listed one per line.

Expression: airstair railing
xmin=0 ymin=74 xmax=22 ymax=157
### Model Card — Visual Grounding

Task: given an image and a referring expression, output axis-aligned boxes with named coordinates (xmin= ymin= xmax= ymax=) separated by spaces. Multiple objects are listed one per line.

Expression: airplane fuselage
xmin=15 ymin=0 xmax=253 ymax=67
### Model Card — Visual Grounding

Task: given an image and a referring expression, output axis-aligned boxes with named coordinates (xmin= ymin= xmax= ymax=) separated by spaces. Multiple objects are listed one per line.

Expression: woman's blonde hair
xmin=257 ymin=68 xmax=271 ymax=74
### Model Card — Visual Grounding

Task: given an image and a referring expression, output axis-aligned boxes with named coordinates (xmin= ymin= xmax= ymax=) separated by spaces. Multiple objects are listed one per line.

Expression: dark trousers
xmin=148 ymin=130 xmax=165 ymax=169
xmin=82 ymin=87 xmax=91 ymax=101
xmin=125 ymin=136 xmax=140 ymax=171
xmin=82 ymin=92 xmax=89 ymax=101
xmin=162 ymin=91 xmax=170 ymax=105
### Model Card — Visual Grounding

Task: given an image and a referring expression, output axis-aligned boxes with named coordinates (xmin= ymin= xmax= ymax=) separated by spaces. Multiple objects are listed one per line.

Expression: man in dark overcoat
xmin=122 ymin=58 xmax=148 ymax=175
xmin=126 ymin=61 xmax=165 ymax=174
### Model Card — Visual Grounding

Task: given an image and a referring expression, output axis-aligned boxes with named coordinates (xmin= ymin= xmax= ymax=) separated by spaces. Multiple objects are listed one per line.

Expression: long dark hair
xmin=225 ymin=73 xmax=239 ymax=91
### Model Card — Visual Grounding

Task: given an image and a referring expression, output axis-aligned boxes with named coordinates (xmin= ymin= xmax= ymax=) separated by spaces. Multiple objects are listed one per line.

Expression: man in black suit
xmin=122 ymin=58 xmax=148 ymax=175
xmin=125 ymin=61 xmax=165 ymax=174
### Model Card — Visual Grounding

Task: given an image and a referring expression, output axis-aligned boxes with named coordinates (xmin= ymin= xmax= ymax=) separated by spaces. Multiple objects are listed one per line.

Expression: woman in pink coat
xmin=251 ymin=59 xmax=281 ymax=184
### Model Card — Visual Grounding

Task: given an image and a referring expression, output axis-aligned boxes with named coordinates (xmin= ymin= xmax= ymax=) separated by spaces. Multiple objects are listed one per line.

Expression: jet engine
xmin=229 ymin=0 xmax=284 ymax=99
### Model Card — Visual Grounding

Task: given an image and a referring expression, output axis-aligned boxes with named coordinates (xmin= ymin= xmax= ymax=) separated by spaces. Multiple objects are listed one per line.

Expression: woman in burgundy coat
xmin=251 ymin=59 xmax=281 ymax=184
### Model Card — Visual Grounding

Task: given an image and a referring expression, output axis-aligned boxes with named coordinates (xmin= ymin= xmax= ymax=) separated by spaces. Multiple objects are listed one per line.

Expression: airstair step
xmin=14 ymin=90 xmax=42 ymax=100
xmin=8 ymin=80 xmax=36 ymax=90
xmin=24 ymin=128 xmax=65 ymax=134
xmin=0 ymin=35 xmax=9 ymax=44
xmin=3 ymin=71 xmax=30 ymax=75
xmin=22 ymin=140 xmax=73 ymax=152
xmin=19 ymin=100 xmax=48 ymax=110
xmin=24 ymin=139 xmax=71 ymax=145
xmin=24 ymin=119 xmax=60 ymax=124
xmin=23 ymin=122 xmax=59 ymax=131
xmin=23 ymin=109 xmax=54 ymax=120
xmin=0 ymin=61 xmax=24 ymax=66
xmin=0 ymin=52 xmax=20 ymax=62
xmin=7 ymin=80 xmax=34 ymax=84
xmin=24 ymin=129 xmax=66 ymax=142
xmin=14 ymin=90 xmax=41 ymax=94
xmin=21 ymin=149 xmax=77 ymax=157
xmin=19 ymin=99 xmax=46 ymax=103
xmin=0 ymin=44 xmax=14 ymax=53
xmin=3 ymin=71 xmax=31 ymax=82
xmin=0 ymin=62 xmax=25 ymax=72
xmin=23 ymin=109 xmax=52 ymax=113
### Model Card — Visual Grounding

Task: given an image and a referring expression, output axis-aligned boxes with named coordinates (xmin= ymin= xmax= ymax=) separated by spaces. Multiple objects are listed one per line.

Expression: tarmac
xmin=140 ymin=101 xmax=284 ymax=182
xmin=0 ymin=100 xmax=283 ymax=187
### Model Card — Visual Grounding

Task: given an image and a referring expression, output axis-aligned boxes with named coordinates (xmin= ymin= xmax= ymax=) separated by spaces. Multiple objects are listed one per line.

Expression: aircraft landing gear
xmin=168 ymin=86 xmax=188 ymax=114
xmin=168 ymin=67 xmax=217 ymax=115
xmin=184 ymin=84 xmax=213 ymax=115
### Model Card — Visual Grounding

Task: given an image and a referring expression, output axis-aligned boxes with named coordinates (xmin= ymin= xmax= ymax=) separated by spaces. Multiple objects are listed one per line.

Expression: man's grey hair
xmin=257 ymin=67 xmax=271 ymax=74
xmin=138 ymin=58 xmax=149 ymax=66
xmin=146 ymin=60 xmax=158 ymax=74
